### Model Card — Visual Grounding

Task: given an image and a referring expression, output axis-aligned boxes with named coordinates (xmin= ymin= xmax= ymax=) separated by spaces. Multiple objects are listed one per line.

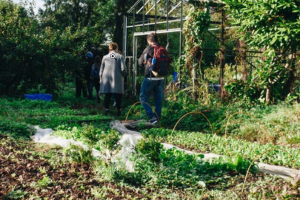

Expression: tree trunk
xmin=284 ymin=47 xmax=297 ymax=96
xmin=266 ymin=86 xmax=271 ymax=105
xmin=113 ymin=0 xmax=127 ymax=51
xmin=239 ymin=40 xmax=248 ymax=81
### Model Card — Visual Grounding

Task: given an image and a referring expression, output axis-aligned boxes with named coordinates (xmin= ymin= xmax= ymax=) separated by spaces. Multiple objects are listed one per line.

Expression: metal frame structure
xmin=123 ymin=0 xmax=186 ymax=96
xmin=123 ymin=0 xmax=259 ymax=98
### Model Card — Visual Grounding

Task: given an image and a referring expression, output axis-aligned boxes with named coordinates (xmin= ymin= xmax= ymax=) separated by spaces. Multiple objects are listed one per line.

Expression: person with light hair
xmin=99 ymin=42 xmax=126 ymax=116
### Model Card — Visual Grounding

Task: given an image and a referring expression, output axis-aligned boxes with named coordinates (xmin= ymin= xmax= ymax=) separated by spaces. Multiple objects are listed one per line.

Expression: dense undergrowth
xmin=1 ymin=88 xmax=300 ymax=199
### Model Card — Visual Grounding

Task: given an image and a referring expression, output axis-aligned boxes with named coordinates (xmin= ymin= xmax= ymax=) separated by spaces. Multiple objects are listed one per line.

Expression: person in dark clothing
xmin=75 ymin=76 xmax=87 ymax=98
xmin=138 ymin=33 xmax=164 ymax=125
xmin=91 ymin=55 xmax=102 ymax=103
xmin=75 ymin=54 xmax=89 ymax=98
xmin=85 ymin=51 xmax=94 ymax=100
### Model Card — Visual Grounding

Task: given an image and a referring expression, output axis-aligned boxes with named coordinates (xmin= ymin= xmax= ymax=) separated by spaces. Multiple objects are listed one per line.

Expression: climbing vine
xmin=183 ymin=4 xmax=211 ymax=78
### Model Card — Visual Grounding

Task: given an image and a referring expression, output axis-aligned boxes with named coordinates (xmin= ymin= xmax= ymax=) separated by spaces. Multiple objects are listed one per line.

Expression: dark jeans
xmin=104 ymin=93 xmax=122 ymax=110
xmin=75 ymin=78 xmax=87 ymax=98
xmin=87 ymin=79 xmax=93 ymax=99
xmin=93 ymin=79 xmax=100 ymax=101
xmin=139 ymin=78 xmax=164 ymax=119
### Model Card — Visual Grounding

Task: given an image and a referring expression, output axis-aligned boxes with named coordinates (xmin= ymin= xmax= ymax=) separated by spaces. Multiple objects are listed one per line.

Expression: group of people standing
xmin=76 ymin=32 xmax=165 ymax=124
xmin=75 ymin=51 xmax=102 ymax=103
xmin=99 ymin=42 xmax=126 ymax=116
xmin=76 ymin=42 xmax=126 ymax=116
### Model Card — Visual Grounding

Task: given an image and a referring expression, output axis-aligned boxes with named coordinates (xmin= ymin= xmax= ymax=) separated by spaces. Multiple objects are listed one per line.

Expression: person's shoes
xmin=104 ymin=109 xmax=109 ymax=116
xmin=149 ymin=117 xmax=158 ymax=125
xmin=117 ymin=109 xmax=121 ymax=116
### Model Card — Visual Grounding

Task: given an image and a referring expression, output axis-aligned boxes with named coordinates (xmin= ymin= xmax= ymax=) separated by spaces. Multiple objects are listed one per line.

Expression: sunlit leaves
xmin=224 ymin=0 xmax=300 ymax=103
xmin=225 ymin=0 xmax=299 ymax=49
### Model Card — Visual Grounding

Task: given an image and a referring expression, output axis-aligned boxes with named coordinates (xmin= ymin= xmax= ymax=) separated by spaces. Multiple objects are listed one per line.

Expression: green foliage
xmin=112 ymin=146 xmax=255 ymax=189
xmin=182 ymin=5 xmax=210 ymax=80
xmin=0 ymin=120 xmax=34 ymax=140
xmin=80 ymin=124 xmax=100 ymax=145
xmin=225 ymin=79 xmax=260 ymax=104
xmin=40 ymin=0 xmax=116 ymax=48
xmin=0 ymin=0 xmax=116 ymax=97
xmin=135 ymin=139 xmax=163 ymax=163
xmin=0 ymin=0 xmax=81 ymax=96
xmin=155 ymin=148 xmax=206 ymax=188
xmin=54 ymin=124 xmax=120 ymax=151
xmin=287 ymin=136 xmax=300 ymax=144
xmin=184 ymin=5 xmax=210 ymax=47
xmin=224 ymin=0 xmax=300 ymax=103
xmin=161 ymin=97 xmax=224 ymax=132
xmin=4 ymin=189 xmax=28 ymax=199
xmin=95 ymin=129 xmax=120 ymax=151
xmin=63 ymin=144 xmax=94 ymax=164
xmin=1 ymin=90 xmax=300 ymax=198
xmin=225 ymin=0 xmax=300 ymax=49
xmin=112 ymin=156 xmax=155 ymax=186
xmin=144 ymin=128 xmax=300 ymax=168
xmin=37 ymin=175 xmax=55 ymax=188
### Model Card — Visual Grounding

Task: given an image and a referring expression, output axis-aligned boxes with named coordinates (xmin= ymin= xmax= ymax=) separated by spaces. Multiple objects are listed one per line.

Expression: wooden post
xmin=219 ymin=9 xmax=226 ymax=99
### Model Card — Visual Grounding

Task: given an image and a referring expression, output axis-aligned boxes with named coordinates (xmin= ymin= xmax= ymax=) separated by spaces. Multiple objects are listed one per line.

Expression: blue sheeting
xmin=24 ymin=94 xmax=52 ymax=101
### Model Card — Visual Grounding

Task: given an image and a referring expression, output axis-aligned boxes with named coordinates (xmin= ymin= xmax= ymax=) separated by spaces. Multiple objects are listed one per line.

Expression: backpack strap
xmin=152 ymin=44 xmax=159 ymax=58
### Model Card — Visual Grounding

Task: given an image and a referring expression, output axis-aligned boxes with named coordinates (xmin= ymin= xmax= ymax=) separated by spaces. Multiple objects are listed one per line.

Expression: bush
xmin=135 ymin=139 xmax=163 ymax=163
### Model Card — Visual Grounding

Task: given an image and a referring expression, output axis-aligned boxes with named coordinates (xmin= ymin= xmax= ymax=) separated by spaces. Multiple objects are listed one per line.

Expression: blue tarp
xmin=24 ymin=94 xmax=52 ymax=101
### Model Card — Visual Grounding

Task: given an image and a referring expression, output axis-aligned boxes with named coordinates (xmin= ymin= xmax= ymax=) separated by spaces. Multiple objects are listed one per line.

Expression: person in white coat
xmin=99 ymin=42 xmax=126 ymax=116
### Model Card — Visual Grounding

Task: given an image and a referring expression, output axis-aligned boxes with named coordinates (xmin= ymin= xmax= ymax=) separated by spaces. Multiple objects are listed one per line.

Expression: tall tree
xmin=40 ymin=0 xmax=116 ymax=50
xmin=0 ymin=0 xmax=78 ymax=96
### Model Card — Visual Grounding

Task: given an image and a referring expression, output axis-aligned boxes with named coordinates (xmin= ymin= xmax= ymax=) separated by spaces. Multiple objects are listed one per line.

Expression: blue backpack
xmin=91 ymin=64 xmax=100 ymax=79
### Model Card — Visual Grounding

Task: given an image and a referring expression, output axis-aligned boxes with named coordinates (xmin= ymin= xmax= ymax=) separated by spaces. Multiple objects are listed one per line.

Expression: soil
xmin=0 ymin=134 xmax=147 ymax=200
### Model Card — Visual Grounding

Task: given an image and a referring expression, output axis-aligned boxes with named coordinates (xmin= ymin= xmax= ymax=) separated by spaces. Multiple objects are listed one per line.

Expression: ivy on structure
xmin=183 ymin=4 xmax=211 ymax=77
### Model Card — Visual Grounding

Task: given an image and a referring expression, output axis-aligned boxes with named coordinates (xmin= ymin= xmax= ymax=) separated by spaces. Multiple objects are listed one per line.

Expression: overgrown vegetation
xmin=1 ymin=85 xmax=300 ymax=199
xmin=1 ymin=0 xmax=300 ymax=199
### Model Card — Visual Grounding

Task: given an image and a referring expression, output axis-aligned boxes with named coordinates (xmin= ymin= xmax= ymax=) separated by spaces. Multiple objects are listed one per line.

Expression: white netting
xmin=31 ymin=126 xmax=105 ymax=159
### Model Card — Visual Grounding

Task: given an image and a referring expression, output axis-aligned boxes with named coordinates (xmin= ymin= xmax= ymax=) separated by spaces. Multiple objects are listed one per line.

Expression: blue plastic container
xmin=173 ymin=72 xmax=178 ymax=83
xmin=24 ymin=94 xmax=52 ymax=101
xmin=208 ymin=84 xmax=220 ymax=92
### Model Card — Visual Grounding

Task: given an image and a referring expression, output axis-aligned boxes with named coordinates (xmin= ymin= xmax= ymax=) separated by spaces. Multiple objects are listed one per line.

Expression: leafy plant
xmin=183 ymin=4 xmax=210 ymax=77
xmin=4 ymin=189 xmax=28 ymax=199
xmin=135 ymin=139 xmax=163 ymax=163
xmin=98 ymin=130 xmax=120 ymax=151
xmin=37 ymin=175 xmax=55 ymax=188
xmin=0 ymin=120 xmax=35 ymax=139
xmin=80 ymin=124 xmax=99 ymax=146
xmin=63 ymin=144 xmax=93 ymax=164
xmin=224 ymin=0 xmax=300 ymax=104
xmin=145 ymin=128 xmax=300 ymax=168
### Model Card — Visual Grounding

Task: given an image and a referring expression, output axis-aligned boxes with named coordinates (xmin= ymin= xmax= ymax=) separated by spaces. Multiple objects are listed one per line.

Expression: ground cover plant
xmin=1 ymin=90 xmax=300 ymax=199
xmin=142 ymin=129 xmax=300 ymax=169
